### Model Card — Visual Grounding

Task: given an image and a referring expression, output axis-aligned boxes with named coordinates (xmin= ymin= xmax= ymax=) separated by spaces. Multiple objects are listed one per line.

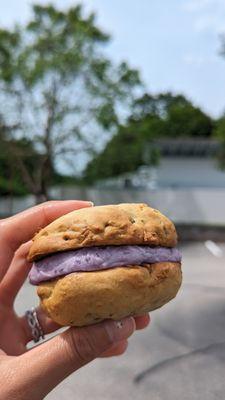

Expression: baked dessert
xmin=28 ymin=203 xmax=182 ymax=326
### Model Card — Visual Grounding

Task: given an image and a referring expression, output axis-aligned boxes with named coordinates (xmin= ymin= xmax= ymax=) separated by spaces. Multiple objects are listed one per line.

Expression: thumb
xmin=13 ymin=317 xmax=135 ymax=399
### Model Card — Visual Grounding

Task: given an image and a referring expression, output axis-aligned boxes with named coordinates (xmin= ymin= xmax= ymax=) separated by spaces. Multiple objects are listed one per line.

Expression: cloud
xmin=184 ymin=0 xmax=225 ymax=12
xmin=183 ymin=53 xmax=218 ymax=67
xmin=183 ymin=54 xmax=205 ymax=67
xmin=195 ymin=16 xmax=225 ymax=35
xmin=183 ymin=0 xmax=225 ymax=35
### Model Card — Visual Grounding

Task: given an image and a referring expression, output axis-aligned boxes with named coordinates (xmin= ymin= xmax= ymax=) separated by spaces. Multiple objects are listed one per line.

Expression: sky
xmin=1 ymin=0 xmax=225 ymax=118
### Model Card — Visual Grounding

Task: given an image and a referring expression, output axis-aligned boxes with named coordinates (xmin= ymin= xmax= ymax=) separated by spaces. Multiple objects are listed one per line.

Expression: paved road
xmin=15 ymin=242 xmax=225 ymax=400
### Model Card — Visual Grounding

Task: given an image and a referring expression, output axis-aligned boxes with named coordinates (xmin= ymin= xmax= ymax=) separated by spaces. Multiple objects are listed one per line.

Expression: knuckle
xmin=69 ymin=325 xmax=113 ymax=364
xmin=0 ymin=219 xmax=8 ymax=238
xmin=14 ymin=241 xmax=31 ymax=259
xmin=79 ymin=331 xmax=97 ymax=361
xmin=70 ymin=329 xmax=98 ymax=364
xmin=41 ymin=201 xmax=60 ymax=225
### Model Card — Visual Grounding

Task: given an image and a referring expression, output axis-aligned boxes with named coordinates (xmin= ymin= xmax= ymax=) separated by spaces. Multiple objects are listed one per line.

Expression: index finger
xmin=0 ymin=200 xmax=92 ymax=280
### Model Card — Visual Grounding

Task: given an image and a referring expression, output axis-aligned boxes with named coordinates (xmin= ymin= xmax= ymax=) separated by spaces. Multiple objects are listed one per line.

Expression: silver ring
xmin=25 ymin=307 xmax=45 ymax=343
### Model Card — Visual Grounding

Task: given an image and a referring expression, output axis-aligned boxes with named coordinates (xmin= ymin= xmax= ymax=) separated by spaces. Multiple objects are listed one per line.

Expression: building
xmin=97 ymin=138 xmax=225 ymax=190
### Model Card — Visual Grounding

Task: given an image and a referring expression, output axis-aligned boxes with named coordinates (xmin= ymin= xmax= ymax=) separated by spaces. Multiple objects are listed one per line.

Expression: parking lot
xmin=15 ymin=242 xmax=225 ymax=400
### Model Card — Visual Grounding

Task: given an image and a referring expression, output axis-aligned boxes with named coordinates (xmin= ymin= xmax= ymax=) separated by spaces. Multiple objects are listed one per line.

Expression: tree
xmin=85 ymin=92 xmax=214 ymax=182
xmin=131 ymin=92 xmax=189 ymax=120
xmin=84 ymin=115 xmax=161 ymax=182
xmin=0 ymin=4 xmax=140 ymax=201
xmin=214 ymin=116 xmax=225 ymax=169
xmin=216 ymin=37 xmax=225 ymax=169
xmin=0 ymin=134 xmax=39 ymax=196
xmin=165 ymin=103 xmax=213 ymax=137
xmin=131 ymin=92 xmax=213 ymax=137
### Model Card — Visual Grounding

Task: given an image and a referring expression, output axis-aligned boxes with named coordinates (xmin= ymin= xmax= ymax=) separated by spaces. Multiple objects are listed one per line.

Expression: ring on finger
xmin=25 ymin=307 xmax=45 ymax=343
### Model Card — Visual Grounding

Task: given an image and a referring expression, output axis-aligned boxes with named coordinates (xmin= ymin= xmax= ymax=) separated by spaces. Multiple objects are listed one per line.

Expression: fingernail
xmin=105 ymin=317 xmax=135 ymax=342
xmin=79 ymin=201 xmax=94 ymax=206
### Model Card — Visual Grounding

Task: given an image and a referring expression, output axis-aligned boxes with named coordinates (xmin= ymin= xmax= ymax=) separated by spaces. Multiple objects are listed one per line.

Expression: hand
xmin=0 ymin=200 xmax=150 ymax=400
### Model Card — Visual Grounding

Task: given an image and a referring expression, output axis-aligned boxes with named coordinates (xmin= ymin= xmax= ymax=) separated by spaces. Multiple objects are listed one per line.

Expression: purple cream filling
xmin=29 ymin=245 xmax=182 ymax=285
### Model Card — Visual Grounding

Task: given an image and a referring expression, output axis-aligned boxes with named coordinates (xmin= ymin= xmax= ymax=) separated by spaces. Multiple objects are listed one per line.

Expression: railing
xmin=1 ymin=186 xmax=225 ymax=226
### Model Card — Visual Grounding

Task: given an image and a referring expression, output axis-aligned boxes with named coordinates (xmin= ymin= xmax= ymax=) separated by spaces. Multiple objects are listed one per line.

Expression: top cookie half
xmin=28 ymin=203 xmax=178 ymax=262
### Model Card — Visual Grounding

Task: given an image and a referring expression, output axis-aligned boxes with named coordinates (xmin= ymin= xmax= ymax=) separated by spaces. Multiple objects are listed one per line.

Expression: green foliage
xmin=0 ymin=5 xmax=217 ymax=192
xmin=84 ymin=114 xmax=162 ymax=182
xmin=0 ymin=3 xmax=140 ymax=198
xmin=166 ymin=104 xmax=213 ymax=137
xmin=0 ymin=132 xmax=66 ymax=195
xmin=85 ymin=92 xmax=214 ymax=182
xmin=132 ymin=92 xmax=213 ymax=137
xmin=131 ymin=92 xmax=189 ymax=120
xmin=214 ymin=116 xmax=225 ymax=140
xmin=21 ymin=5 xmax=109 ymax=84
xmin=213 ymin=116 xmax=225 ymax=169
xmin=84 ymin=128 xmax=142 ymax=182
xmin=0 ymin=29 xmax=20 ymax=82
xmin=0 ymin=137 xmax=36 ymax=196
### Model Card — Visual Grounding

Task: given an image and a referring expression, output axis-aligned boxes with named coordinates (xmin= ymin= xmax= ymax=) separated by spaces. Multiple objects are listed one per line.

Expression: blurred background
xmin=2 ymin=1 xmax=225 ymax=399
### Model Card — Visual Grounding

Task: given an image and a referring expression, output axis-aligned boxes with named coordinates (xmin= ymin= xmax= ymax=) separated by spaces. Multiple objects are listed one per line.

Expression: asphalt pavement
xmin=15 ymin=242 xmax=225 ymax=400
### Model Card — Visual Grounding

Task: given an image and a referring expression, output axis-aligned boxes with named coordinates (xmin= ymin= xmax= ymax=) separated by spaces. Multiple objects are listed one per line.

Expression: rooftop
xmin=153 ymin=138 xmax=220 ymax=157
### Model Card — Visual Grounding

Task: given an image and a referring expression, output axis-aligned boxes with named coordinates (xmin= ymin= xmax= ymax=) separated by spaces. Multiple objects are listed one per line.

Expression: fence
xmin=1 ymin=186 xmax=225 ymax=226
